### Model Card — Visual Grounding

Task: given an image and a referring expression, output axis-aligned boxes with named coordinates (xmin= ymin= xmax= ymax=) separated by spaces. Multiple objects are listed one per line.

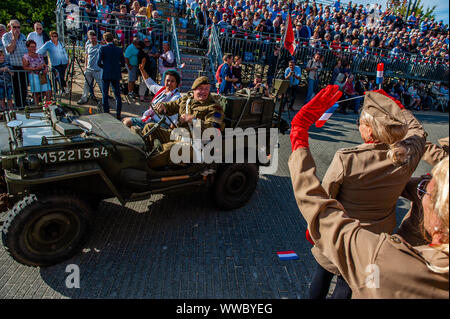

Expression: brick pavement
xmin=0 ymin=85 xmax=448 ymax=298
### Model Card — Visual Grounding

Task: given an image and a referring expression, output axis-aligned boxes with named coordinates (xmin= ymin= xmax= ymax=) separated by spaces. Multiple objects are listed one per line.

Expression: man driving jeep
xmin=142 ymin=76 xmax=224 ymax=167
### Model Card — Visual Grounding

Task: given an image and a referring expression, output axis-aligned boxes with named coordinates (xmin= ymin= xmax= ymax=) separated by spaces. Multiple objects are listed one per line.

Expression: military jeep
xmin=0 ymin=92 xmax=278 ymax=267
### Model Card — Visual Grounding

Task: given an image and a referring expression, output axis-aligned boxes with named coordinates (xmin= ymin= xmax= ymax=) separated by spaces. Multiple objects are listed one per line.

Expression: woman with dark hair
xmin=123 ymin=65 xmax=181 ymax=129
xmin=37 ymin=31 xmax=69 ymax=94
xmin=22 ymin=39 xmax=51 ymax=103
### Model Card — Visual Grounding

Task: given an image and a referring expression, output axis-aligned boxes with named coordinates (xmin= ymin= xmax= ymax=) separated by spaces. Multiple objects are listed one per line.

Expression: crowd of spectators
xmin=187 ymin=0 xmax=448 ymax=61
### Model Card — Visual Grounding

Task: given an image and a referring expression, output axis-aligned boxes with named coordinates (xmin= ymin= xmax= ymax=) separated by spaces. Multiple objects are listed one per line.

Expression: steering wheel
xmin=142 ymin=114 xmax=168 ymax=139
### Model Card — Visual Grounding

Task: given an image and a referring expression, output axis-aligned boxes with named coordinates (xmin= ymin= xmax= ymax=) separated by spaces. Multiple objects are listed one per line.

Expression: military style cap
xmin=191 ymin=76 xmax=210 ymax=90
xmin=362 ymin=91 xmax=406 ymax=127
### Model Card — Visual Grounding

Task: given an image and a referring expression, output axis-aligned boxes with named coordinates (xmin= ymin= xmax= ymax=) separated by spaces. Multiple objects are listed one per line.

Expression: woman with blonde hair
xmin=289 ymin=85 xmax=447 ymax=298
xmin=307 ymin=89 xmax=427 ymax=298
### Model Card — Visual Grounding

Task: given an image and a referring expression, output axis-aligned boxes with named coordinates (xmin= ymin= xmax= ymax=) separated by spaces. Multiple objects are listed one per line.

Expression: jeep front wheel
xmin=213 ymin=164 xmax=259 ymax=210
xmin=2 ymin=194 xmax=91 ymax=267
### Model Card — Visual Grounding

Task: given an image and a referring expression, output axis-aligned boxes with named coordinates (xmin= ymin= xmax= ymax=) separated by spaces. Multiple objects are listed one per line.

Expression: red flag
xmin=283 ymin=14 xmax=296 ymax=56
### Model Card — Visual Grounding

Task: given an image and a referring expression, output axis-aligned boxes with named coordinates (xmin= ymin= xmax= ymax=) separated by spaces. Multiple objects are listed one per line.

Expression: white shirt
xmin=27 ymin=32 xmax=45 ymax=50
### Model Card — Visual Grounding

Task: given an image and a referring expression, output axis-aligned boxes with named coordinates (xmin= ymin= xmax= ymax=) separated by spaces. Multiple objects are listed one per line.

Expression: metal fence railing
xmin=1 ymin=68 xmax=63 ymax=111
xmin=213 ymin=28 xmax=449 ymax=86
xmin=54 ymin=6 xmax=171 ymax=52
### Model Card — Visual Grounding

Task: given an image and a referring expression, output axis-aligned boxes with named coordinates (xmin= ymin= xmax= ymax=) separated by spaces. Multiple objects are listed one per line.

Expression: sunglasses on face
xmin=417 ymin=176 xmax=432 ymax=200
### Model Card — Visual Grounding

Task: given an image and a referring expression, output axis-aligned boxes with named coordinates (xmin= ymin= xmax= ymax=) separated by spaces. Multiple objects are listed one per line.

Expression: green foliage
xmin=0 ymin=0 xmax=57 ymax=34
xmin=388 ymin=0 xmax=436 ymax=20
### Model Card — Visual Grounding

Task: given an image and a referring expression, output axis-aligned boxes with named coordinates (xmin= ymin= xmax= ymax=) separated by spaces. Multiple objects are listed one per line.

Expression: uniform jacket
xmin=422 ymin=137 xmax=449 ymax=167
xmin=97 ymin=43 xmax=125 ymax=80
xmin=313 ymin=110 xmax=426 ymax=274
xmin=288 ymin=148 xmax=449 ymax=299
xmin=161 ymin=91 xmax=225 ymax=132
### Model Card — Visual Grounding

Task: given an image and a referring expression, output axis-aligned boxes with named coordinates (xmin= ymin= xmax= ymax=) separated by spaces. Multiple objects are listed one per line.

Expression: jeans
xmin=101 ymin=79 xmax=122 ymax=117
xmin=305 ymin=78 xmax=317 ymax=104
xmin=81 ymin=69 xmax=102 ymax=100
xmin=52 ymin=64 xmax=68 ymax=89
xmin=11 ymin=66 xmax=28 ymax=107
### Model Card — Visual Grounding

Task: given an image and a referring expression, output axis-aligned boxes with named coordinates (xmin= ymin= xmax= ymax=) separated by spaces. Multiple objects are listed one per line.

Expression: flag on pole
xmin=283 ymin=13 xmax=296 ymax=56
xmin=315 ymin=103 xmax=339 ymax=128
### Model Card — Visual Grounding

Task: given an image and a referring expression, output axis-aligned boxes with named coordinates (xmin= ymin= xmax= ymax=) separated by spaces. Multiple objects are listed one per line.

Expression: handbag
xmin=39 ymin=72 xmax=48 ymax=85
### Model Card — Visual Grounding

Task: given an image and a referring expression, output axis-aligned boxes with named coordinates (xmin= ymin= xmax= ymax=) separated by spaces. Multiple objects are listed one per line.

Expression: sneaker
xmin=77 ymin=98 xmax=88 ymax=105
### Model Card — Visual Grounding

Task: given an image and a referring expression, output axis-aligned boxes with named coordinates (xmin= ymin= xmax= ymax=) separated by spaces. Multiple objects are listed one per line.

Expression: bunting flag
xmin=315 ymin=103 xmax=339 ymax=128
xmin=283 ymin=13 xmax=296 ymax=56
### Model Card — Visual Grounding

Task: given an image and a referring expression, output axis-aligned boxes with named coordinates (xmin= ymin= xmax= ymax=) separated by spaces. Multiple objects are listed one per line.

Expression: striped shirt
xmin=1 ymin=32 xmax=28 ymax=67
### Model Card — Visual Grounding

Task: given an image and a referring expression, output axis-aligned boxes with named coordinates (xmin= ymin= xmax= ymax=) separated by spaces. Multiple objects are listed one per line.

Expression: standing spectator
xmin=158 ymin=41 xmax=175 ymax=83
xmin=124 ymin=38 xmax=141 ymax=99
xmin=22 ymin=40 xmax=51 ymax=103
xmin=304 ymin=52 xmax=322 ymax=103
xmin=97 ymin=32 xmax=125 ymax=119
xmin=330 ymin=58 xmax=342 ymax=85
xmin=219 ymin=53 xmax=237 ymax=95
xmin=0 ymin=24 xmax=7 ymax=54
xmin=341 ymin=74 xmax=358 ymax=114
xmin=37 ymin=31 xmax=69 ymax=95
xmin=26 ymin=23 xmax=49 ymax=51
xmin=2 ymin=19 xmax=28 ymax=107
xmin=0 ymin=49 xmax=13 ymax=110
xmin=137 ymin=40 xmax=153 ymax=102
xmin=231 ymin=55 xmax=242 ymax=92
xmin=265 ymin=45 xmax=280 ymax=88
xmin=284 ymin=59 xmax=301 ymax=111
xmin=77 ymin=30 xmax=102 ymax=105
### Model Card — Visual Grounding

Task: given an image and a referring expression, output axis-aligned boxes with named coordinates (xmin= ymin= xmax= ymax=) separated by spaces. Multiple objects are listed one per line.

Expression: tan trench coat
xmin=288 ymin=148 xmax=449 ymax=299
xmin=311 ymin=110 xmax=427 ymax=274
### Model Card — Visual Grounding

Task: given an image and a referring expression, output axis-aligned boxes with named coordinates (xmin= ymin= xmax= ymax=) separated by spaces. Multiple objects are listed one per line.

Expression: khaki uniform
xmin=288 ymin=148 xmax=449 ymax=298
xmin=422 ymin=137 xmax=449 ymax=167
xmin=397 ymin=137 xmax=449 ymax=247
xmin=143 ymin=91 xmax=224 ymax=167
xmin=313 ymin=109 xmax=426 ymax=274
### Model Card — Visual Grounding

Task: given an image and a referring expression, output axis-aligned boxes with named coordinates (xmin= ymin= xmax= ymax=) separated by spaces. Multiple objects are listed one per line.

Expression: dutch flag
xmin=315 ymin=103 xmax=339 ymax=128
xmin=277 ymin=251 xmax=299 ymax=261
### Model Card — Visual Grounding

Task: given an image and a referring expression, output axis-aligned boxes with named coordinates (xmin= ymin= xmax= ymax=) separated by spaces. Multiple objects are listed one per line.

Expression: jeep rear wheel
xmin=213 ymin=164 xmax=259 ymax=210
xmin=2 ymin=194 xmax=91 ymax=267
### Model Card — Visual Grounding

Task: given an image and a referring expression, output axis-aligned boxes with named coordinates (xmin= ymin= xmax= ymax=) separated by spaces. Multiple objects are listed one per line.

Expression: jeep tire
xmin=2 ymin=193 xmax=91 ymax=267
xmin=213 ymin=163 xmax=259 ymax=210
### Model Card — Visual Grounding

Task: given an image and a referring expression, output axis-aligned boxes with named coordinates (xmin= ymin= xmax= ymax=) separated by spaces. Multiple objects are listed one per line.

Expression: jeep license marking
xmin=37 ymin=147 xmax=109 ymax=164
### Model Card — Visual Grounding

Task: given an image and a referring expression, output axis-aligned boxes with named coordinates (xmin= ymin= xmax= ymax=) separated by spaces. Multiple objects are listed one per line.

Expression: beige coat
xmin=288 ymin=148 xmax=449 ymax=298
xmin=312 ymin=110 xmax=427 ymax=274
xmin=422 ymin=137 xmax=449 ymax=167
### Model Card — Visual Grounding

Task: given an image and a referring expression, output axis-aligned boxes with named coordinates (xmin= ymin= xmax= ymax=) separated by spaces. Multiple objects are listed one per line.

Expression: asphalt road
xmin=0 ymin=95 xmax=448 ymax=299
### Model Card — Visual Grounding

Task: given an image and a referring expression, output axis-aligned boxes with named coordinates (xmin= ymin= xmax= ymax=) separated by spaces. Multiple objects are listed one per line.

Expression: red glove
xmin=305 ymin=229 xmax=314 ymax=245
xmin=290 ymin=85 xmax=342 ymax=151
xmin=371 ymin=89 xmax=404 ymax=109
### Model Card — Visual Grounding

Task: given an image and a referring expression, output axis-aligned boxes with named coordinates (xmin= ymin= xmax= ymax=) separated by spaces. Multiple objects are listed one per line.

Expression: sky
xmin=362 ymin=0 xmax=449 ymax=24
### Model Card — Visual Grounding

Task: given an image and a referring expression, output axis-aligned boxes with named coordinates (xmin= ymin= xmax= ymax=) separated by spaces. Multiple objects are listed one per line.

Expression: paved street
xmin=0 ymin=88 xmax=448 ymax=298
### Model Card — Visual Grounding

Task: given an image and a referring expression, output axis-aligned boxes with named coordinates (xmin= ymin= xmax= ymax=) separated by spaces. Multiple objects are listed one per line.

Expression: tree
xmin=0 ymin=0 xmax=57 ymax=34
xmin=387 ymin=0 xmax=437 ymax=20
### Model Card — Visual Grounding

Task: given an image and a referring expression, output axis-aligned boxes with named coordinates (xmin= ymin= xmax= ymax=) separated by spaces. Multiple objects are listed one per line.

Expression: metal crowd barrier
xmin=214 ymin=27 xmax=449 ymax=85
xmin=55 ymin=8 xmax=171 ymax=51
xmin=0 ymin=68 xmax=62 ymax=111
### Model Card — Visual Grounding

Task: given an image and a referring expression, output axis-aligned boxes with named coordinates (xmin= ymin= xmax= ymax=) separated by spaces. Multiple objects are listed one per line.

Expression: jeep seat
xmin=78 ymin=113 xmax=145 ymax=149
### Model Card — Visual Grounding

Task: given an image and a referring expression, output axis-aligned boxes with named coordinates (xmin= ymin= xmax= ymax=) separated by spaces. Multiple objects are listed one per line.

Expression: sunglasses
xmin=417 ymin=176 xmax=432 ymax=200
xmin=13 ymin=26 xmax=21 ymax=29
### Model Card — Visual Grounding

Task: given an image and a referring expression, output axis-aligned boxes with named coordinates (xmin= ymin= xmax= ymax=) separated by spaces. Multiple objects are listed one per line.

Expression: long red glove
xmin=290 ymin=85 xmax=342 ymax=151
xmin=370 ymin=89 xmax=404 ymax=109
